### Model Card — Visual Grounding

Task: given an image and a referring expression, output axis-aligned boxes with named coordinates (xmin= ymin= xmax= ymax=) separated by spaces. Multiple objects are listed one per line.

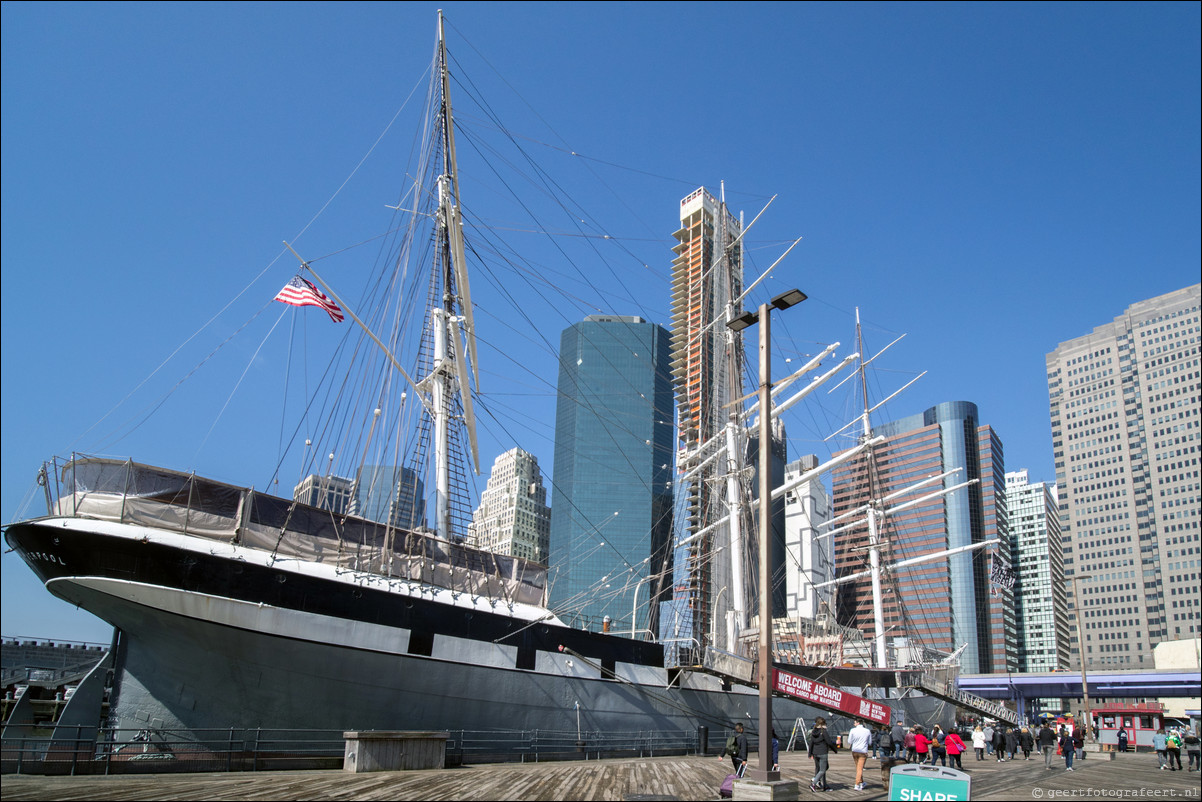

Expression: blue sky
xmin=2 ymin=1 xmax=1199 ymax=645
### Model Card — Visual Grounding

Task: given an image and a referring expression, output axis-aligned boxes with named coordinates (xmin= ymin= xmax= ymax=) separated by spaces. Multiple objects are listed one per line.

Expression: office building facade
xmin=1005 ymin=469 xmax=1072 ymax=672
xmin=1047 ymin=284 xmax=1200 ymax=669
xmin=549 ymin=315 xmax=675 ymax=638
xmin=468 ymin=448 xmax=551 ymax=564
xmin=830 ymin=401 xmax=1019 ymax=673
xmin=292 ymin=473 xmax=354 ymax=514
xmin=783 ymin=454 xmax=834 ymax=621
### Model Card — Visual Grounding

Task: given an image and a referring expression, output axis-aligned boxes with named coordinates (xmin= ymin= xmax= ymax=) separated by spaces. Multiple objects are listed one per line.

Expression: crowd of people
xmin=766 ymin=716 xmax=1202 ymax=793
xmin=1154 ymin=726 xmax=1200 ymax=771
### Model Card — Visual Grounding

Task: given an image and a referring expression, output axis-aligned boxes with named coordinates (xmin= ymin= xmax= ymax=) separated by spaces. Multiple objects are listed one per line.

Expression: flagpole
xmin=282 ymin=242 xmax=431 ymax=415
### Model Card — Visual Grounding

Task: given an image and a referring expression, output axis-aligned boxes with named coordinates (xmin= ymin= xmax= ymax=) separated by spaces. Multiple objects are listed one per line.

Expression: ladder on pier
xmin=786 ymin=717 xmax=809 ymax=752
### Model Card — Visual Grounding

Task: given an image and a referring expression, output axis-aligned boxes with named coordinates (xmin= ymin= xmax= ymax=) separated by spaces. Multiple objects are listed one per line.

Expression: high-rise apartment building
xmin=549 ymin=315 xmax=675 ymax=638
xmin=668 ymin=187 xmax=745 ymax=656
xmin=292 ymin=473 xmax=354 ymax=514
xmin=1046 ymin=284 xmax=1200 ymax=669
xmin=831 ymin=401 xmax=1019 ymax=673
xmin=1005 ymin=469 xmax=1071 ymax=673
xmin=468 ymin=448 xmax=551 ymax=564
xmin=783 ymin=454 xmax=834 ymax=621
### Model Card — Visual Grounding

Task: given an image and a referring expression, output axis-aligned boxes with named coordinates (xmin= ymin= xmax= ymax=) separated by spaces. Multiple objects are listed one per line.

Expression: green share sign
xmin=888 ymin=765 xmax=971 ymax=801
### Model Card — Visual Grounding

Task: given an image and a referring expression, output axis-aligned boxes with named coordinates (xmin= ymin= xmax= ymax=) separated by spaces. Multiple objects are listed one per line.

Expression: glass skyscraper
xmin=352 ymin=464 xmax=424 ymax=529
xmin=831 ymin=401 xmax=1019 ymax=673
xmin=549 ymin=315 xmax=675 ymax=638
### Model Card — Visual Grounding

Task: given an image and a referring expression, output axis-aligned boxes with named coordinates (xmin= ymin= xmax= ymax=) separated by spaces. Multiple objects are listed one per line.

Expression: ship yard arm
xmin=679 ymin=342 xmax=846 ymax=484
xmin=812 ymin=538 xmax=999 ymax=589
xmin=674 ymin=435 xmax=884 ymax=550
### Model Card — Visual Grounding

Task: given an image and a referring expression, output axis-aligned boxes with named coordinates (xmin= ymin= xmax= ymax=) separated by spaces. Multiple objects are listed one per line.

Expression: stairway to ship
xmin=901 ymin=667 xmax=1020 ymax=726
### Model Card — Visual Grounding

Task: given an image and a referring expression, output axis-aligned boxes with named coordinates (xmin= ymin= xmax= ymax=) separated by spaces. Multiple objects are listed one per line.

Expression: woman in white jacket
xmin=971 ymin=726 xmax=987 ymax=761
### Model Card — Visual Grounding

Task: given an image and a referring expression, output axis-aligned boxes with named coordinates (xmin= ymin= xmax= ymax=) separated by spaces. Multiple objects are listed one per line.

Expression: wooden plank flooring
xmin=3 ymin=749 xmax=1199 ymax=800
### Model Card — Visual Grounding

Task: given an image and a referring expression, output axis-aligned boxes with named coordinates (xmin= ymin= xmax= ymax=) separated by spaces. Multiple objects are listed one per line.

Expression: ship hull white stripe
xmin=39 ymin=516 xmax=561 ymax=624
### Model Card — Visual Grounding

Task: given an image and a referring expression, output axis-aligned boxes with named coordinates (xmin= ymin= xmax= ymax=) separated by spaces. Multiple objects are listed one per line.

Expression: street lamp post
xmin=727 ymin=288 xmax=806 ymax=785
xmin=1072 ymin=573 xmax=1094 ymax=744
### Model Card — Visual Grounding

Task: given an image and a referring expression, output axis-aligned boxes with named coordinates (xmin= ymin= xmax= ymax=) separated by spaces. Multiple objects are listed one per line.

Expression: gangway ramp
xmin=689 ymin=649 xmax=893 ymax=724
xmin=902 ymin=667 xmax=1019 ymax=726
xmin=690 ymin=648 xmax=1017 ymax=726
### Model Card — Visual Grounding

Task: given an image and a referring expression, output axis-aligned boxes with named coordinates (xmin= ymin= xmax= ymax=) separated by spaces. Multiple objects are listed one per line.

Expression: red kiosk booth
xmin=1091 ymin=703 xmax=1167 ymax=751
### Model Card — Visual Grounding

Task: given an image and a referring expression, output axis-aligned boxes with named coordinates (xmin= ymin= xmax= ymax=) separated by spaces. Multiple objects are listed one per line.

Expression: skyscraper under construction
xmin=669 ymin=187 xmax=747 ymax=657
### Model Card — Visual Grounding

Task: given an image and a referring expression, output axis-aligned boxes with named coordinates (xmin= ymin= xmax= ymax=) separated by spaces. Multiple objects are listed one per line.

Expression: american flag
xmin=274 ymin=275 xmax=344 ymax=322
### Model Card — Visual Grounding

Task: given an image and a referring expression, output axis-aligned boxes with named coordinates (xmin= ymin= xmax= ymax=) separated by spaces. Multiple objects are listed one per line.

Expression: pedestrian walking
xmin=904 ymin=726 xmax=917 ymax=763
xmin=1038 ymin=722 xmax=1058 ymax=769
xmin=1183 ymin=729 xmax=1200 ymax=771
xmin=1005 ymin=726 xmax=1019 ymax=761
xmin=945 ymin=728 xmax=966 ymax=770
xmin=1059 ymin=726 xmax=1076 ymax=771
xmin=848 ymin=719 xmax=873 ymax=791
xmin=1167 ymin=729 xmax=1183 ymax=771
xmin=914 ymin=725 xmax=930 ymax=765
xmin=992 ymin=725 xmax=1006 ymax=762
xmin=891 ymin=721 xmax=907 ymax=759
xmin=972 ymin=725 xmax=986 ymax=761
xmin=726 ymin=722 xmax=748 ymax=774
xmin=807 ymin=716 xmax=838 ymax=792
xmin=1117 ymin=728 xmax=1129 ymax=752
xmin=879 ymin=724 xmax=894 ymax=760
xmin=1019 ymin=726 xmax=1033 ymax=760
xmin=1072 ymin=727 xmax=1085 ymax=762
xmin=930 ymin=726 xmax=947 ymax=766
xmin=983 ymin=723 xmax=995 ymax=756
xmin=1154 ymin=727 xmax=1169 ymax=770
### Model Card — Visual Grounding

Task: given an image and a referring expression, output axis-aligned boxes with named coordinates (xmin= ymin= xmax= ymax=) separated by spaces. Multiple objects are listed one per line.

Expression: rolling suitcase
xmin=719 ymin=761 xmax=747 ymax=798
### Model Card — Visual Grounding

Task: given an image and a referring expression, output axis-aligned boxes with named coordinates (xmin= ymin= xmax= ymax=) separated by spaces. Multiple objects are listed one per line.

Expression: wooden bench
xmin=342 ymin=730 xmax=449 ymax=772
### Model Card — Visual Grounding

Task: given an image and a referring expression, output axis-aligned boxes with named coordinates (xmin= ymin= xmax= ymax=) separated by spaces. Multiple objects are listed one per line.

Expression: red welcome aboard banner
xmin=773 ymin=668 xmax=891 ymax=725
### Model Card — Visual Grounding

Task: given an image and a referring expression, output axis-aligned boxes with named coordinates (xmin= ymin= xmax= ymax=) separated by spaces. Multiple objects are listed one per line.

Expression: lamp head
xmin=771 ymin=288 xmax=808 ymax=310
xmin=727 ymin=311 xmax=758 ymax=331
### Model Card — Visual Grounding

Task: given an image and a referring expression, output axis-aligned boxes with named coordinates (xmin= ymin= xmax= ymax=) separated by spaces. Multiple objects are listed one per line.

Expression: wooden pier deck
xmin=3 ymin=749 xmax=1198 ymax=800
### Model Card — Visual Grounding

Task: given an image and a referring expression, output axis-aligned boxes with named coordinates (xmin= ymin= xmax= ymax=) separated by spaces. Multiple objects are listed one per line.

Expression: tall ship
xmin=3 ymin=13 xmax=1005 ymax=760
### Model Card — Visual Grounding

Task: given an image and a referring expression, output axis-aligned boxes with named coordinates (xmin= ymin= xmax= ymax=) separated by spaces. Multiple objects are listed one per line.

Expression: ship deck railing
xmin=37 ymin=455 xmax=547 ymax=607
xmin=1 ymin=726 xmax=718 ymax=775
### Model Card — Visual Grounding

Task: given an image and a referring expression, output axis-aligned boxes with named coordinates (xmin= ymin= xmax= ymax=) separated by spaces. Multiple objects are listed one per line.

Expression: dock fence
xmin=2 ymin=725 xmax=714 ymax=775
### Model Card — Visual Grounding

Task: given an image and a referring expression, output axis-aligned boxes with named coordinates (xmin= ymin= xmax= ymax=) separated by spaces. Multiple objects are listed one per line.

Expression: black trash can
xmin=698 ymin=725 xmax=709 ymax=755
